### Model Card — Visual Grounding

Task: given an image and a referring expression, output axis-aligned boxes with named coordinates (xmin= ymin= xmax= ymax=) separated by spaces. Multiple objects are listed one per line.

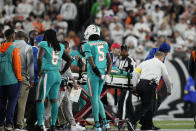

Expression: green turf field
xmin=85 ymin=120 xmax=195 ymax=130
xmin=152 ymin=120 xmax=195 ymax=129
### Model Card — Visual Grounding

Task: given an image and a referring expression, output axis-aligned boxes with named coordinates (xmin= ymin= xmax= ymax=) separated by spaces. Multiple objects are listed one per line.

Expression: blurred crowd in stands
xmin=0 ymin=0 xmax=196 ymax=63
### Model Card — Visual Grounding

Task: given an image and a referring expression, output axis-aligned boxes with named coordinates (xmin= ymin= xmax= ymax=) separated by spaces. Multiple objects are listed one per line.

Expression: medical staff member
xmin=145 ymin=42 xmax=171 ymax=61
xmin=140 ymin=42 xmax=171 ymax=130
xmin=127 ymin=51 xmax=173 ymax=131
xmin=110 ymin=43 xmax=121 ymax=67
xmin=82 ymin=24 xmax=112 ymax=131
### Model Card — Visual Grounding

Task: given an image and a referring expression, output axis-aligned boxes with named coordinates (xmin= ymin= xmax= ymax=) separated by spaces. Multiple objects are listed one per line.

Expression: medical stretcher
xmin=68 ymin=73 xmax=133 ymax=128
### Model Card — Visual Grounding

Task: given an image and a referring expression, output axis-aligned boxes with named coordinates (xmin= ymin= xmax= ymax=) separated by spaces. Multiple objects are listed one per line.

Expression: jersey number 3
xmin=52 ymin=50 xmax=60 ymax=65
xmin=97 ymin=45 xmax=105 ymax=61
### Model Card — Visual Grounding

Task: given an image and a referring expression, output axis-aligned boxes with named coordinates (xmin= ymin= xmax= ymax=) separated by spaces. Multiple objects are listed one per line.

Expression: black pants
xmin=0 ymin=83 xmax=21 ymax=126
xmin=139 ymin=99 xmax=155 ymax=128
xmin=140 ymin=86 xmax=164 ymax=127
xmin=117 ymin=89 xmax=134 ymax=120
xmin=26 ymin=85 xmax=37 ymax=129
xmin=131 ymin=79 xmax=156 ymax=125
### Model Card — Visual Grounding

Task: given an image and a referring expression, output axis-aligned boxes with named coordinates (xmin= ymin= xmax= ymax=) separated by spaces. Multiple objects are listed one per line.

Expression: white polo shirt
xmin=132 ymin=57 xmax=172 ymax=93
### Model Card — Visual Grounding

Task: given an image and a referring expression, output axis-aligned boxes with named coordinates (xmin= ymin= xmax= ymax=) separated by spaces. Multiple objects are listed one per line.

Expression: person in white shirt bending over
xmin=127 ymin=51 xmax=173 ymax=131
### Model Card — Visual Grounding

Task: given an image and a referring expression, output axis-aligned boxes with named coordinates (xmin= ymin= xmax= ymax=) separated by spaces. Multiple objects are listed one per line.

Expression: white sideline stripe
xmin=36 ymin=75 xmax=43 ymax=100
xmin=42 ymin=73 xmax=48 ymax=103
xmin=154 ymin=118 xmax=194 ymax=121
xmin=157 ymin=123 xmax=193 ymax=126
xmin=87 ymin=78 xmax=92 ymax=96
xmin=87 ymin=118 xmax=194 ymax=121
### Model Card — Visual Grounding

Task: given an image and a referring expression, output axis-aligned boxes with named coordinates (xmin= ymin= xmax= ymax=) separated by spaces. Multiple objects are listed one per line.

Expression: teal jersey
xmin=38 ymin=41 xmax=65 ymax=71
xmin=70 ymin=50 xmax=82 ymax=66
xmin=82 ymin=40 xmax=109 ymax=74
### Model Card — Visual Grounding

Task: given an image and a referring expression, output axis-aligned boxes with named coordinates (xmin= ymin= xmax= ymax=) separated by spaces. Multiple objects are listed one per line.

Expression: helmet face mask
xmin=84 ymin=24 xmax=100 ymax=40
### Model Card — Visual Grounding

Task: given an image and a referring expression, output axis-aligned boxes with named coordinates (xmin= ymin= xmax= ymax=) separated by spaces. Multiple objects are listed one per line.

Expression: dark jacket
xmin=188 ymin=49 xmax=196 ymax=79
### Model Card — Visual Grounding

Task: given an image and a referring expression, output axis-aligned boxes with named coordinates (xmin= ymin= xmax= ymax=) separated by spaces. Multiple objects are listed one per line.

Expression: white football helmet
xmin=84 ymin=24 xmax=100 ymax=40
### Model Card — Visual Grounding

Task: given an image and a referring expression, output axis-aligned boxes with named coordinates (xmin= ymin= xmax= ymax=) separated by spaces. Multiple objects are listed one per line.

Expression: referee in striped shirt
xmin=127 ymin=51 xmax=173 ymax=131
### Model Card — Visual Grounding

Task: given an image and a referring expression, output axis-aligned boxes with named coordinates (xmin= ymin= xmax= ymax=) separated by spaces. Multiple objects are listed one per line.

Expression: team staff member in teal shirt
xmin=35 ymin=29 xmax=72 ymax=131
xmin=0 ymin=29 xmax=22 ymax=131
xmin=82 ymin=25 xmax=112 ymax=131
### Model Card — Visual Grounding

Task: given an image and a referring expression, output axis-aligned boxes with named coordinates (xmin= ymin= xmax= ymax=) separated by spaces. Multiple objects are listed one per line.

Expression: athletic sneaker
xmin=5 ymin=124 xmax=12 ymax=131
xmin=152 ymin=125 xmax=161 ymax=130
xmin=35 ymin=125 xmax=44 ymax=131
xmin=14 ymin=125 xmax=23 ymax=131
xmin=47 ymin=125 xmax=55 ymax=131
xmin=26 ymin=126 xmax=38 ymax=131
xmin=55 ymin=124 xmax=67 ymax=130
xmin=102 ymin=123 xmax=110 ymax=131
xmin=94 ymin=127 xmax=101 ymax=131
xmin=71 ymin=123 xmax=86 ymax=130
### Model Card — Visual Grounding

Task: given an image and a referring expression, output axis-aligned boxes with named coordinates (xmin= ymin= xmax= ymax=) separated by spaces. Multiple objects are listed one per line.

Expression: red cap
xmin=111 ymin=43 xmax=121 ymax=50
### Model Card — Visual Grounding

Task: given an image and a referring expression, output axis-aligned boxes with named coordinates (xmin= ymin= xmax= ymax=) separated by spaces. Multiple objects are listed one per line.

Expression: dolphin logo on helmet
xmin=84 ymin=24 xmax=101 ymax=40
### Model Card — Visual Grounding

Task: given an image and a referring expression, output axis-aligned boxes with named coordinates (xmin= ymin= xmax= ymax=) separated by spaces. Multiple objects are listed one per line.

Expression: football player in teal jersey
xmin=36 ymin=29 xmax=72 ymax=131
xmin=70 ymin=42 xmax=86 ymax=74
xmin=82 ymin=25 xmax=112 ymax=131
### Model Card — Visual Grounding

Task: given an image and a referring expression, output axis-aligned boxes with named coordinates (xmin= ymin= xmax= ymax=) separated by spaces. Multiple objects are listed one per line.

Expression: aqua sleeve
xmin=105 ymin=42 xmax=109 ymax=54
xmin=82 ymin=43 xmax=92 ymax=59
xmin=72 ymin=59 xmax=78 ymax=66
xmin=38 ymin=41 xmax=47 ymax=48
xmin=70 ymin=51 xmax=75 ymax=58
xmin=60 ymin=43 xmax=65 ymax=51
xmin=70 ymin=51 xmax=77 ymax=65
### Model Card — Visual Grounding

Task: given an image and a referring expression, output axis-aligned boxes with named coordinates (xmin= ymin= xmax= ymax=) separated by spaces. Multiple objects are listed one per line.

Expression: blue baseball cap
xmin=158 ymin=42 xmax=171 ymax=53
xmin=34 ymin=36 xmax=43 ymax=43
